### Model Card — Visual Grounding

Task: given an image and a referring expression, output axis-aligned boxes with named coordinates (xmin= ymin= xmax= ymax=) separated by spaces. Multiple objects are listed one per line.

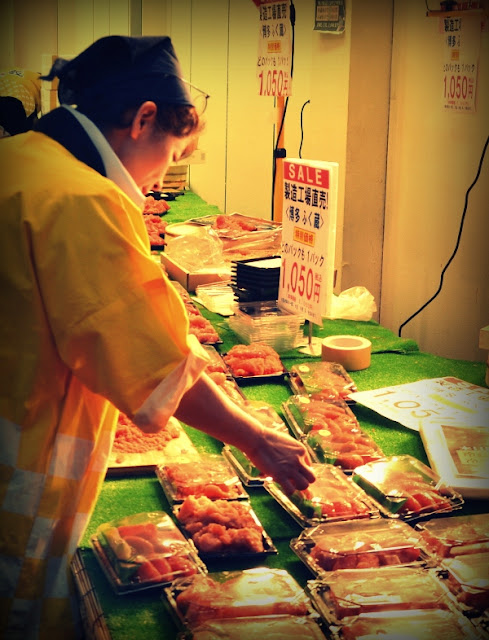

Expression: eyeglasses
xmin=181 ymin=79 xmax=210 ymax=116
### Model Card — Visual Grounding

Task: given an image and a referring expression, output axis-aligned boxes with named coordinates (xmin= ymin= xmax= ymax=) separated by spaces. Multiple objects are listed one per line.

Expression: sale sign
xmin=441 ymin=15 xmax=481 ymax=113
xmin=278 ymin=158 xmax=338 ymax=324
xmin=256 ymin=0 xmax=292 ymax=97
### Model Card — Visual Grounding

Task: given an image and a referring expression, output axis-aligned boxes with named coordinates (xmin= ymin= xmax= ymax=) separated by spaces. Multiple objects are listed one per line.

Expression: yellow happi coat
xmin=0 ymin=131 xmax=206 ymax=639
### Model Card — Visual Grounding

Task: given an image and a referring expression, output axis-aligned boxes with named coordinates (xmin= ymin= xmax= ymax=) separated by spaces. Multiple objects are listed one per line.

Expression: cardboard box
xmin=161 ymin=253 xmax=230 ymax=292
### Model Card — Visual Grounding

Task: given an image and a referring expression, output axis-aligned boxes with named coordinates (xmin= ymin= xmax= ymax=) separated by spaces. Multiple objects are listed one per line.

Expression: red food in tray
xmin=416 ymin=513 xmax=489 ymax=559
xmin=291 ymin=518 xmax=424 ymax=576
xmin=289 ymin=361 xmax=357 ymax=400
xmin=308 ymin=566 xmax=452 ymax=622
xmin=91 ymin=512 xmax=205 ymax=593
xmin=156 ymin=454 xmax=247 ymax=502
xmin=282 ymin=395 xmax=383 ymax=471
xmin=223 ymin=342 xmax=284 ymax=378
xmin=441 ymin=551 xmax=489 ymax=611
xmin=174 ymin=495 xmax=275 ymax=556
xmin=265 ymin=463 xmax=378 ymax=526
xmin=353 ymin=455 xmax=463 ymax=520
xmin=339 ymin=609 xmax=479 ymax=640
xmin=165 ymin=567 xmax=311 ymax=628
xmin=188 ymin=615 xmax=326 ymax=640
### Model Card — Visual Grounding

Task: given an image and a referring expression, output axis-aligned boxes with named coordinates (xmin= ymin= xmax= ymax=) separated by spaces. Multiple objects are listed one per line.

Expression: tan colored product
xmin=321 ymin=335 xmax=371 ymax=371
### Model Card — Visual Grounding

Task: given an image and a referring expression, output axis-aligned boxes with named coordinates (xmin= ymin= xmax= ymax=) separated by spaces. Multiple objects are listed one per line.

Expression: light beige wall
xmin=383 ymin=1 xmax=489 ymax=361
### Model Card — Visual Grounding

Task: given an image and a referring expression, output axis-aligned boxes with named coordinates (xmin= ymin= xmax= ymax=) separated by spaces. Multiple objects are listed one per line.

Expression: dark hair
xmin=77 ymin=100 xmax=202 ymax=139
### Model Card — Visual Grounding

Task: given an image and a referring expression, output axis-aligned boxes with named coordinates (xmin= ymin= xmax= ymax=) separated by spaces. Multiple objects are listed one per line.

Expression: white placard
xmin=256 ymin=0 xmax=292 ymax=97
xmin=349 ymin=376 xmax=489 ymax=432
xmin=278 ymin=158 xmax=338 ymax=324
xmin=441 ymin=15 xmax=481 ymax=113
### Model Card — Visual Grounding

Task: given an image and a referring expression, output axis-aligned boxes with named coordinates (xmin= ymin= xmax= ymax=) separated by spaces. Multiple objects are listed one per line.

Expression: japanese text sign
xmin=314 ymin=0 xmax=346 ymax=34
xmin=278 ymin=158 xmax=338 ymax=324
xmin=256 ymin=0 xmax=292 ymax=96
xmin=441 ymin=15 xmax=481 ymax=113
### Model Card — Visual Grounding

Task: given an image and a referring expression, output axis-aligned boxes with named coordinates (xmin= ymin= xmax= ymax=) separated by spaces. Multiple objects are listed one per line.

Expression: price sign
xmin=441 ymin=15 xmax=481 ymax=113
xmin=278 ymin=158 xmax=338 ymax=324
xmin=256 ymin=0 xmax=292 ymax=97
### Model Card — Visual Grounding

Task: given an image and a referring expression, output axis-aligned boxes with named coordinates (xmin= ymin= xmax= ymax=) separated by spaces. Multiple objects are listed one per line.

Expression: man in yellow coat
xmin=0 ymin=35 xmax=314 ymax=639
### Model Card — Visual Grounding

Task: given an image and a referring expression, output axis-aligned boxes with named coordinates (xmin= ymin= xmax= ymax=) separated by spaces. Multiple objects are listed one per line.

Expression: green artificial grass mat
xmin=76 ymin=192 xmax=487 ymax=640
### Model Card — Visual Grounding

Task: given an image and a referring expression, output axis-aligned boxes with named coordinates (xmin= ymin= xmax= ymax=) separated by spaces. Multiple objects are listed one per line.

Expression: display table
xmin=74 ymin=192 xmax=487 ymax=640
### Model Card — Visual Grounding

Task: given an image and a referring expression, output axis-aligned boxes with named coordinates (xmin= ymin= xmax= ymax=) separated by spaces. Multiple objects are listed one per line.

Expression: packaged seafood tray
xmin=228 ymin=300 xmax=303 ymax=353
xmin=222 ymin=342 xmax=287 ymax=381
xmin=212 ymin=375 xmax=248 ymax=407
xmin=90 ymin=511 xmax=206 ymax=594
xmin=162 ymin=566 xmax=316 ymax=631
xmin=307 ymin=566 xmax=457 ymax=626
xmin=201 ymin=344 xmax=232 ymax=379
xmin=282 ymin=394 xmax=383 ymax=472
xmin=170 ymin=281 xmax=222 ymax=344
xmin=108 ymin=415 xmax=200 ymax=475
xmin=328 ymin=608 xmax=482 ymax=640
xmin=264 ymin=463 xmax=380 ymax=527
xmin=415 ymin=513 xmax=489 ymax=560
xmin=352 ymin=454 xmax=464 ymax=521
xmin=288 ymin=361 xmax=357 ymax=401
xmin=439 ymin=551 xmax=489 ymax=614
xmin=155 ymin=452 xmax=248 ymax=504
xmin=290 ymin=518 xmax=428 ymax=578
xmin=173 ymin=495 xmax=277 ymax=559
xmin=419 ymin=422 xmax=489 ymax=499
xmin=177 ymin=615 xmax=327 ymax=639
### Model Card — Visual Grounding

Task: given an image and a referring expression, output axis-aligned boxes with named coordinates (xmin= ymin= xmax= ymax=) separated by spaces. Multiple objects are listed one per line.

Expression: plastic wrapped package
xmin=163 ymin=567 xmax=314 ymax=630
xmin=291 ymin=518 xmax=427 ymax=577
xmin=416 ymin=513 xmax=489 ymax=559
xmin=288 ymin=361 xmax=357 ymax=400
xmin=180 ymin=615 xmax=327 ymax=639
xmin=264 ymin=463 xmax=380 ymax=527
xmin=335 ymin=608 xmax=480 ymax=640
xmin=155 ymin=453 xmax=248 ymax=503
xmin=307 ymin=566 xmax=455 ymax=624
xmin=282 ymin=395 xmax=383 ymax=471
xmin=440 ymin=551 xmax=489 ymax=612
xmin=90 ymin=511 xmax=206 ymax=594
xmin=352 ymin=455 xmax=464 ymax=521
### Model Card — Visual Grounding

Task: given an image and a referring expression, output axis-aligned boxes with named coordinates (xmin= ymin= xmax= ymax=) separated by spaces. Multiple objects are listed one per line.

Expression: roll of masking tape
xmin=321 ymin=335 xmax=372 ymax=371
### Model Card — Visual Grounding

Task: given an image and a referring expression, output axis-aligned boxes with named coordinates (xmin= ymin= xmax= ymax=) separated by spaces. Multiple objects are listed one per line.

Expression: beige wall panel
xmin=341 ymin=0 xmax=393 ymax=317
xmin=382 ymin=0 xmax=489 ymax=360
xmin=186 ymin=1 xmax=229 ymax=211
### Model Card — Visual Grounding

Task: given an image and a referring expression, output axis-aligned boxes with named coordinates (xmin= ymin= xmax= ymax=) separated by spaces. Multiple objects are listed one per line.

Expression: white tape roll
xmin=321 ymin=335 xmax=372 ymax=371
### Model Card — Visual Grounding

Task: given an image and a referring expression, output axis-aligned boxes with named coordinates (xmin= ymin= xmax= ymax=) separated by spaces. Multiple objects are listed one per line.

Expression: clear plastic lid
xmin=90 ymin=511 xmax=206 ymax=594
xmin=163 ymin=567 xmax=313 ymax=630
xmin=265 ymin=463 xmax=379 ymax=527
xmin=352 ymin=455 xmax=464 ymax=521
xmin=416 ymin=513 xmax=489 ymax=559
xmin=291 ymin=518 xmax=426 ymax=576
xmin=307 ymin=566 xmax=454 ymax=624
xmin=184 ymin=615 xmax=326 ymax=639
xmin=288 ymin=361 xmax=357 ymax=400
xmin=155 ymin=453 xmax=248 ymax=503
xmin=441 ymin=551 xmax=489 ymax=612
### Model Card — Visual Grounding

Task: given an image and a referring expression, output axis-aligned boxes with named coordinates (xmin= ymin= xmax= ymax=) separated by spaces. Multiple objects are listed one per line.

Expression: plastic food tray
xmin=290 ymin=518 xmax=428 ymax=577
xmin=264 ymin=463 xmax=380 ymax=527
xmin=352 ymin=455 xmax=464 ymax=521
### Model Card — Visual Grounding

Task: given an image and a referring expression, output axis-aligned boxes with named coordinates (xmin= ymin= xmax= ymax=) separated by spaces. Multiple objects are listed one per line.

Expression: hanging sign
xmin=314 ymin=0 xmax=346 ymax=34
xmin=278 ymin=158 xmax=338 ymax=324
xmin=441 ymin=15 xmax=481 ymax=113
xmin=256 ymin=0 xmax=292 ymax=96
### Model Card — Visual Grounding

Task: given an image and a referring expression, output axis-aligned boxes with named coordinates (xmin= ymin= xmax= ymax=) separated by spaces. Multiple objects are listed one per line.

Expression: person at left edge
xmin=0 ymin=35 xmax=315 ymax=640
xmin=0 ymin=68 xmax=42 ymax=137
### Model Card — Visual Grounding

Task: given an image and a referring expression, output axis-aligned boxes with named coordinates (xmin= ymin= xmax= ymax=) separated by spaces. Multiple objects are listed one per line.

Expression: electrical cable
xmin=298 ymin=99 xmax=310 ymax=158
xmin=271 ymin=0 xmax=296 ymax=220
xmin=398 ymin=133 xmax=489 ymax=337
